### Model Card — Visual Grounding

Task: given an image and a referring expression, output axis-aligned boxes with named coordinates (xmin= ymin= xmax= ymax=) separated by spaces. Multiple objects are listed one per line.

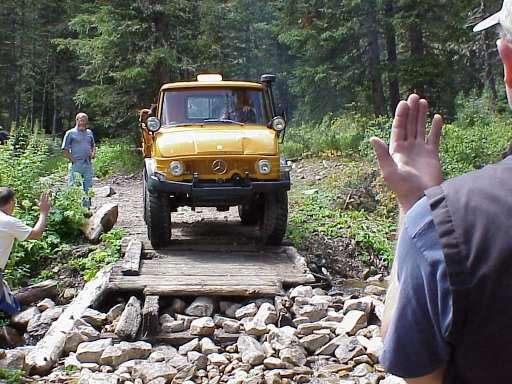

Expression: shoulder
xmin=0 ymin=212 xmax=22 ymax=228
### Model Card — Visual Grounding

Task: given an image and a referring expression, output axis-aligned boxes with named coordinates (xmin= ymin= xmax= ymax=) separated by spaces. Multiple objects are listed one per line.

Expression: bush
xmin=0 ymin=122 xmax=86 ymax=287
xmin=94 ymin=138 xmax=142 ymax=178
xmin=70 ymin=228 xmax=123 ymax=281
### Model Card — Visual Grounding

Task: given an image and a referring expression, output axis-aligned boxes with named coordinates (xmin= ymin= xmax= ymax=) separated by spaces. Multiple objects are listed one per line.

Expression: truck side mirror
xmin=139 ymin=108 xmax=151 ymax=126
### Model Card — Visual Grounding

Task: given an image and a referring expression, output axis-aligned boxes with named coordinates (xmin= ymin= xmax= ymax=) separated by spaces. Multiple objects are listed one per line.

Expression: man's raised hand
xmin=370 ymin=94 xmax=444 ymax=213
xmin=38 ymin=192 xmax=51 ymax=216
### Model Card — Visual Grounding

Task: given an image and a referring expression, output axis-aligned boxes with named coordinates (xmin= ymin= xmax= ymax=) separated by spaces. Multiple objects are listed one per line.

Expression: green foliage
xmin=0 ymin=368 xmax=24 ymax=384
xmin=289 ymin=189 xmax=396 ymax=265
xmin=94 ymin=138 xmax=142 ymax=178
xmin=70 ymin=228 xmax=123 ymax=281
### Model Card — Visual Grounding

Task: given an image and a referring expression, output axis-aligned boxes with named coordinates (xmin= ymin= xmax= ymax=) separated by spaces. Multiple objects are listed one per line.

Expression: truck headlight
xmin=169 ymin=161 xmax=184 ymax=176
xmin=280 ymin=156 xmax=292 ymax=172
xmin=258 ymin=159 xmax=271 ymax=174
xmin=270 ymin=116 xmax=286 ymax=132
xmin=147 ymin=117 xmax=161 ymax=132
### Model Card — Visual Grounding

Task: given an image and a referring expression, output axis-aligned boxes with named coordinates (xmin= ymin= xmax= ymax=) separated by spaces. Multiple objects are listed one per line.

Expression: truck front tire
xmin=146 ymin=186 xmax=171 ymax=249
xmin=260 ymin=191 xmax=288 ymax=245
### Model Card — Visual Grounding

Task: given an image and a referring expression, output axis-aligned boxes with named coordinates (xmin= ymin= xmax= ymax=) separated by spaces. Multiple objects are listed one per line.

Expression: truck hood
xmin=155 ymin=126 xmax=277 ymax=157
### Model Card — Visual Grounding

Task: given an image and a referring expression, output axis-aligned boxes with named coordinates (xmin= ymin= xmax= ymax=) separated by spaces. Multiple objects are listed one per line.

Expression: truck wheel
xmin=260 ymin=191 xmax=288 ymax=245
xmin=238 ymin=200 xmax=260 ymax=225
xmin=143 ymin=171 xmax=148 ymax=223
xmin=146 ymin=189 xmax=171 ymax=249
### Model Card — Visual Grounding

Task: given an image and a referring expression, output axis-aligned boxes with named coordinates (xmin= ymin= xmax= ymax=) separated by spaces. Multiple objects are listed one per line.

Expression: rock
xmin=147 ymin=378 xmax=167 ymax=384
xmin=36 ymin=298 xmax=56 ymax=312
xmin=64 ymin=322 xmax=101 ymax=353
xmin=179 ymin=338 xmax=200 ymax=355
xmin=353 ymin=354 xmax=373 ymax=365
xmin=107 ymin=303 xmax=126 ymax=322
xmin=334 ymin=336 xmax=365 ymax=363
xmin=81 ymin=203 xmax=119 ymax=243
xmin=343 ymin=298 xmax=374 ymax=316
xmin=373 ymin=300 xmax=385 ymax=322
xmin=200 ymin=337 xmax=219 ymax=355
xmin=336 ymin=310 xmax=367 ymax=336
xmin=364 ymin=285 xmax=386 ymax=296
xmin=324 ymin=310 xmax=344 ymax=322
xmin=64 ymin=353 xmax=82 ymax=371
xmin=380 ymin=375 xmax=407 ymax=384
xmin=300 ymin=334 xmax=330 ymax=353
xmin=208 ymin=353 xmax=229 ymax=366
xmin=351 ymin=363 xmax=374 ymax=377
xmin=79 ymin=370 xmax=120 ymax=384
xmin=82 ymin=362 xmax=101 ymax=371
xmin=82 ymin=308 xmax=108 ymax=329
xmin=289 ymin=286 xmax=313 ymax=299
xmin=263 ymin=357 xmax=287 ymax=369
xmin=132 ymin=361 xmax=177 ymax=383
xmin=303 ymin=189 xmax=318 ymax=195
xmin=162 ymin=320 xmax=186 ymax=333
xmin=115 ymin=296 xmax=142 ymax=341
xmin=94 ymin=186 xmax=115 ymax=198
xmin=294 ymin=305 xmax=327 ymax=322
xmin=309 ymin=295 xmax=332 ymax=309
xmin=223 ymin=320 xmax=240 ymax=334
xmin=237 ymin=336 xmax=265 ymax=365
xmin=176 ymin=314 xmax=199 ymax=329
xmin=297 ymin=323 xmax=322 ymax=336
xmin=190 ymin=317 xmax=215 ymax=336
xmin=100 ymin=341 xmax=152 ymax=367
xmin=315 ymin=335 xmax=347 ymax=356
xmin=224 ymin=303 xmax=243 ymax=318
xmin=254 ymin=303 xmax=277 ymax=325
xmin=292 ymin=317 xmax=310 ymax=326
xmin=1 ymin=326 xmax=24 ymax=347
xmin=170 ymin=298 xmax=187 ymax=315
xmin=11 ymin=306 xmax=40 ymax=328
xmin=188 ymin=351 xmax=208 ymax=369
xmin=26 ymin=306 xmax=64 ymax=341
xmin=235 ymin=304 xmax=258 ymax=320
xmin=279 ymin=346 xmax=307 ymax=366
xmin=268 ymin=326 xmax=299 ymax=351
xmin=185 ymin=297 xmax=215 ymax=317
xmin=63 ymin=287 xmax=79 ymax=301
xmin=0 ymin=349 xmax=25 ymax=370
xmin=76 ymin=338 xmax=113 ymax=363
xmin=357 ymin=336 xmax=383 ymax=362
xmin=244 ymin=318 xmax=268 ymax=336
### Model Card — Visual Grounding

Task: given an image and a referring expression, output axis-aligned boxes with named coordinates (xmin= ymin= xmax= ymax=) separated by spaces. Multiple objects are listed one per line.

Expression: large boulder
xmin=100 ymin=341 xmax=152 ymax=367
xmin=81 ymin=203 xmax=118 ymax=243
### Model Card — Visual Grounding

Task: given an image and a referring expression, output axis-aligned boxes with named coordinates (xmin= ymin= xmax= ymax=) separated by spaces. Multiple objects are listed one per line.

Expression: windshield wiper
xmin=204 ymin=119 xmax=244 ymax=126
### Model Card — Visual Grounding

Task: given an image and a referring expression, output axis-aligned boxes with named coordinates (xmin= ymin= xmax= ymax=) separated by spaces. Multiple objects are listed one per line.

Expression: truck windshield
xmin=161 ymin=88 xmax=269 ymax=126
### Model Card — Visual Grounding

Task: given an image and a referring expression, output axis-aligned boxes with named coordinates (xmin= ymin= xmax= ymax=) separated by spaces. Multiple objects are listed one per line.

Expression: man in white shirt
xmin=0 ymin=187 xmax=51 ymax=313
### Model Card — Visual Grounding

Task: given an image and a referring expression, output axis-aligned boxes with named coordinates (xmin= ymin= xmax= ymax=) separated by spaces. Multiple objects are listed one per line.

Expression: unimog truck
xmin=139 ymin=74 xmax=291 ymax=249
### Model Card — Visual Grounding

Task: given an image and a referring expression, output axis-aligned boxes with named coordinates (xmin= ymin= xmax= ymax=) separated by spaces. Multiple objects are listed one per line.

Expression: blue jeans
xmin=69 ymin=160 xmax=93 ymax=208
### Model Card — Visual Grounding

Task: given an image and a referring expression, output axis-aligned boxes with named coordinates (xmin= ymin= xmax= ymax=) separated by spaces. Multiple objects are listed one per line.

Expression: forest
xmin=0 ymin=0 xmax=508 ymax=138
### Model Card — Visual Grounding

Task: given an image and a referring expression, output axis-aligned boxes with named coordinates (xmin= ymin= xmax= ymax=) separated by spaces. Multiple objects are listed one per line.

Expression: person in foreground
xmin=0 ymin=187 xmax=51 ymax=314
xmin=372 ymin=3 xmax=512 ymax=383
xmin=62 ymin=112 xmax=96 ymax=208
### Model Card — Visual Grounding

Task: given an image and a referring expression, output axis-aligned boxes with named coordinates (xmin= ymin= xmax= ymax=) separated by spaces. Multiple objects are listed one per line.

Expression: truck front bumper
xmin=147 ymin=172 xmax=290 ymax=206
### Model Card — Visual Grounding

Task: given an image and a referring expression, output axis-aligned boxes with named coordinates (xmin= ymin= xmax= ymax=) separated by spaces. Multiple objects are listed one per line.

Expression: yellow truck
xmin=139 ymin=74 xmax=290 ymax=248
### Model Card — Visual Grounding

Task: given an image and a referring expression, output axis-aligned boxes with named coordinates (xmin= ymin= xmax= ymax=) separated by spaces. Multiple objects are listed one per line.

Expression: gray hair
xmin=76 ymin=112 xmax=88 ymax=121
xmin=0 ymin=187 xmax=15 ymax=207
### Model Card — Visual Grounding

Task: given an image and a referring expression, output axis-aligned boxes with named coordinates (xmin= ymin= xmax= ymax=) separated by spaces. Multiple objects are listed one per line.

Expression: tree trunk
xmin=366 ymin=1 xmax=385 ymax=117
xmin=408 ymin=23 xmax=425 ymax=96
xmin=384 ymin=0 xmax=400 ymax=115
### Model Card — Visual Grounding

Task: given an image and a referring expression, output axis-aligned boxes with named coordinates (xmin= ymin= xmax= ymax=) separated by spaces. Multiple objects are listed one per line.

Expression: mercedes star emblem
xmin=212 ymin=159 xmax=228 ymax=174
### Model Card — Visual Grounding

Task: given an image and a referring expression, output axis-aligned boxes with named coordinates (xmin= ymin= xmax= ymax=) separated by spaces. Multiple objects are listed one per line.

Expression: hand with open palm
xmin=370 ymin=94 xmax=444 ymax=213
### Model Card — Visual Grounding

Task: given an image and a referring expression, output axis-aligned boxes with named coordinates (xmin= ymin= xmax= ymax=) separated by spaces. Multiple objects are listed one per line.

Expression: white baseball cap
xmin=474 ymin=0 xmax=512 ymax=32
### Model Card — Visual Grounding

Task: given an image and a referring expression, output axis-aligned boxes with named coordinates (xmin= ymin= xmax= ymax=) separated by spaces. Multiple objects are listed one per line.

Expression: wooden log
xmin=14 ymin=280 xmax=58 ymax=306
xmin=25 ymin=267 xmax=112 ymax=375
xmin=143 ymin=284 xmax=282 ymax=297
xmin=141 ymin=295 xmax=159 ymax=339
xmin=121 ymin=239 xmax=142 ymax=276
xmin=81 ymin=203 xmax=118 ymax=243
xmin=115 ymin=296 xmax=142 ymax=340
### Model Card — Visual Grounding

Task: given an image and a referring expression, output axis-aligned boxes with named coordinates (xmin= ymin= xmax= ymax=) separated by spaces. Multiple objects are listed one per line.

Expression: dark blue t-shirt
xmin=380 ymin=197 xmax=453 ymax=378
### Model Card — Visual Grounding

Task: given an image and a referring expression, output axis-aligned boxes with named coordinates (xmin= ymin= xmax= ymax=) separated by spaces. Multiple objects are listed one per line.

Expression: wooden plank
xmin=121 ymin=239 xmax=143 ymax=276
xmin=143 ymin=284 xmax=282 ymax=297
xmin=25 ymin=267 xmax=111 ymax=376
xmin=141 ymin=295 xmax=159 ymax=339
xmin=14 ymin=280 xmax=58 ymax=306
